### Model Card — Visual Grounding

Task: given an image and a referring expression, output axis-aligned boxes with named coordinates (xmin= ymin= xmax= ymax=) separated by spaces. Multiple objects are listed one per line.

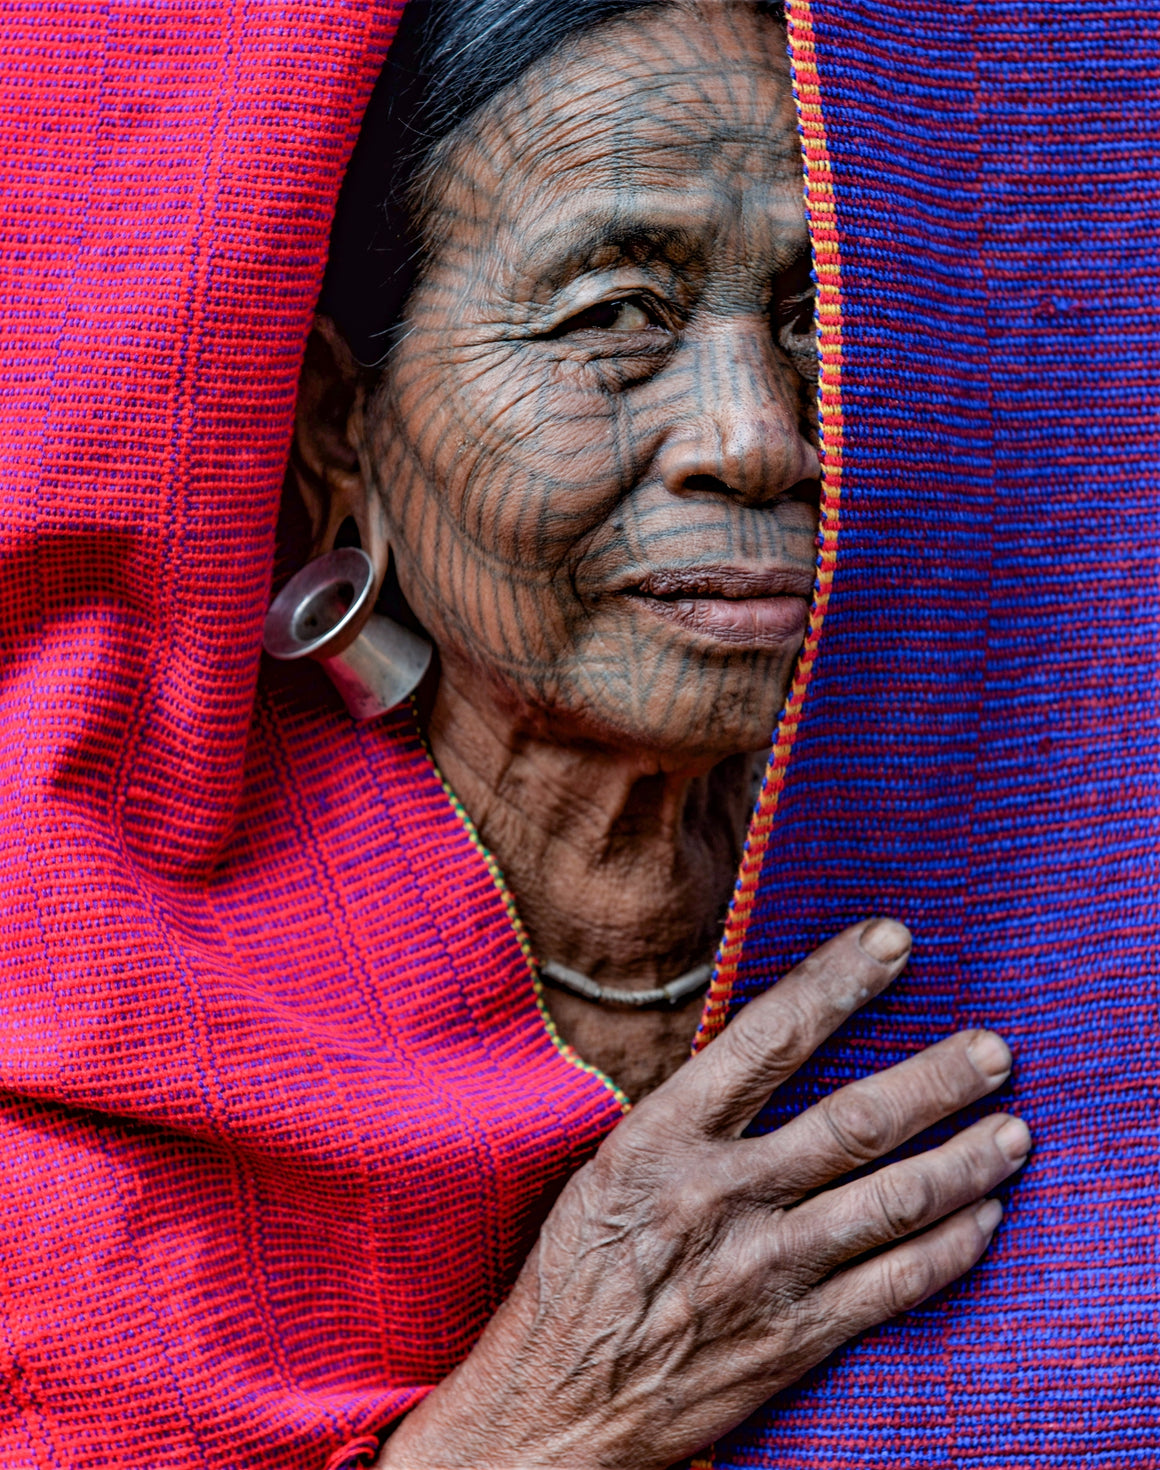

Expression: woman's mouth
xmin=625 ymin=567 xmax=814 ymax=650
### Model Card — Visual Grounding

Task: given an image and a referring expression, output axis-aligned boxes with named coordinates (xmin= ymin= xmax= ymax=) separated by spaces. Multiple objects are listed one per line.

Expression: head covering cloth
xmin=0 ymin=0 xmax=1155 ymax=1466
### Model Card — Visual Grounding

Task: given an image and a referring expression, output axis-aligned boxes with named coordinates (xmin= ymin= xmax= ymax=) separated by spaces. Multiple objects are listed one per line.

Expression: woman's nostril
xmin=789 ymin=478 xmax=823 ymax=509
xmin=682 ymin=473 xmax=734 ymax=496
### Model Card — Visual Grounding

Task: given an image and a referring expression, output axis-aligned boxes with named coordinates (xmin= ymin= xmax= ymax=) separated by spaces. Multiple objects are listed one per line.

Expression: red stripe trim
xmin=693 ymin=0 xmax=845 ymax=1054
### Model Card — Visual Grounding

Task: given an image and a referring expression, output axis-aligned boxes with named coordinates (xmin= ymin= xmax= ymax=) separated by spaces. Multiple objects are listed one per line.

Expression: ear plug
xmin=263 ymin=548 xmax=432 ymax=721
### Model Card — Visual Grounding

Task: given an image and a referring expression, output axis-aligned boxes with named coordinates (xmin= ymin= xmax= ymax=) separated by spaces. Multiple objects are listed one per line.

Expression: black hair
xmin=320 ymin=0 xmax=786 ymax=364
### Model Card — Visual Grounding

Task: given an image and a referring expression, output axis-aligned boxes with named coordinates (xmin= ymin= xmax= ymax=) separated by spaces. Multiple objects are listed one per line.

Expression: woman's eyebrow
xmin=519 ymin=210 xmax=705 ymax=291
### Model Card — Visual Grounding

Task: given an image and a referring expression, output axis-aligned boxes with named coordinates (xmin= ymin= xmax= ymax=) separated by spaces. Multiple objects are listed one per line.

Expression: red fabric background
xmin=0 ymin=3 xmax=624 ymax=1464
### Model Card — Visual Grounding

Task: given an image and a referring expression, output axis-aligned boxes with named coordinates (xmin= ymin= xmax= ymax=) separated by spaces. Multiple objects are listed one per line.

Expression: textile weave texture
xmin=0 ymin=3 xmax=624 ymax=1465
xmin=0 ymin=0 xmax=1156 ymax=1466
xmin=709 ymin=1 xmax=1160 ymax=1465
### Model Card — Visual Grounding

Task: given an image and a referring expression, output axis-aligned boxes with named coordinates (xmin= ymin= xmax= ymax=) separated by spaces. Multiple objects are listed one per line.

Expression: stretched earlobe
xmin=292 ymin=317 xmax=386 ymax=565
xmin=263 ymin=547 xmax=432 ymax=720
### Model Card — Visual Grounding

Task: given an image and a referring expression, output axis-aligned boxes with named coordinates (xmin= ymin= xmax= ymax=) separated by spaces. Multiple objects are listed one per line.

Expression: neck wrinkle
xmin=427 ymin=664 xmax=760 ymax=988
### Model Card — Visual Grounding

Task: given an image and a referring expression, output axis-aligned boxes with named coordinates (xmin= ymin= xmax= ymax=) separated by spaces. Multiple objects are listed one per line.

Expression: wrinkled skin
xmin=380 ymin=922 xmax=1028 ymax=1470
xmin=289 ymin=3 xmax=1030 ymax=1464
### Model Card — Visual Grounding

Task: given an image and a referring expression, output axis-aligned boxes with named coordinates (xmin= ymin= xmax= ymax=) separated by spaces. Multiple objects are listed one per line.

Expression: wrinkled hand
xmin=380 ymin=919 xmax=1029 ymax=1470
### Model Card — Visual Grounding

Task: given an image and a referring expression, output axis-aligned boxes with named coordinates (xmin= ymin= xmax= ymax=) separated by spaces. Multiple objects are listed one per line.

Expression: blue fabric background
xmin=716 ymin=2 xmax=1160 ymax=1463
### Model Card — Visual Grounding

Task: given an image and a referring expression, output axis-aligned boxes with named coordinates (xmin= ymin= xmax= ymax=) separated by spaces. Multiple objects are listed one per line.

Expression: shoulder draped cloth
xmin=0 ymin=1 xmax=1155 ymax=1465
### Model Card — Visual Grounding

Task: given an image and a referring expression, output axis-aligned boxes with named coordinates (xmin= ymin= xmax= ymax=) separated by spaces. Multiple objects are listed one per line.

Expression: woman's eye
xmin=776 ymin=292 xmax=816 ymax=340
xmin=773 ymin=290 xmax=818 ymax=371
xmin=560 ymin=298 xmax=656 ymax=334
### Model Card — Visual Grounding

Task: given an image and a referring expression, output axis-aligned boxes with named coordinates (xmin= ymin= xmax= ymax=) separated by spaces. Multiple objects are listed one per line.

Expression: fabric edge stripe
xmin=692 ymin=0 xmax=845 ymax=1054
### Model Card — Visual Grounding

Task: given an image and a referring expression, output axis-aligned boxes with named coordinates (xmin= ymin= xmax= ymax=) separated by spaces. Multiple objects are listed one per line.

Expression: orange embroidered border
xmin=692 ymin=0 xmax=844 ymax=1057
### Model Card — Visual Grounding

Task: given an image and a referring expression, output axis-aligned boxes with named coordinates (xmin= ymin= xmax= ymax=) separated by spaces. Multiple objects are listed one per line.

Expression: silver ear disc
xmin=263 ymin=547 xmax=432 ymax=722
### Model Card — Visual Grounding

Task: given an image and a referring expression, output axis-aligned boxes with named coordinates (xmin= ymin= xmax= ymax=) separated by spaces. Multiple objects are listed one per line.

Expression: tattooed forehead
xmin=413 ymin=3 xmax=804 ymax=318
xmin=422 ymin=2 xmax=799 ymax=220
xmin=490 ymin=64 xmax=798 ymax=180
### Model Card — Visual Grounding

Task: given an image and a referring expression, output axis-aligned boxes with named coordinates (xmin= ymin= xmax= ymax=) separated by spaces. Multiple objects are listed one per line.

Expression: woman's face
xmin=363 ymin=0 xmax=819 ymax=762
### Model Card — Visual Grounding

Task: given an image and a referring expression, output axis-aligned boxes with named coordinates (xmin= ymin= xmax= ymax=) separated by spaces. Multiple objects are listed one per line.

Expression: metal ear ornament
xmin=262 ymin=547 xmax=432 ymax=721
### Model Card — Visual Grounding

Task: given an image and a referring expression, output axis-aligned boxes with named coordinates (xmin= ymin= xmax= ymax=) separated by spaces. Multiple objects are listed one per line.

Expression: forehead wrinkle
xmin=434 ymin=111 xmax=803 ymax=254
xmin=495 ymin=192 xmax=808 ymax=309
xmin=508 ymin=205 xmax=709 ymax=295
xmin=469 ymin=96 xmax=803 ymax=234
xmin=490 ymin=67 xmax=798 ymax=184
xmin=527 ymin=128 xmax=803 ymax=193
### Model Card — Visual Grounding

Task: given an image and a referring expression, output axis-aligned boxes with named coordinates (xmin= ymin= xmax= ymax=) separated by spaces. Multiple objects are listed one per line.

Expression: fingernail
xmin=967 ymin=1030 xmax=1012 ymax=1083
xmin=995 ymin=1116 xmax=1031 ymax=1163
xmin=859 ymin=918 xmax=911 ymax=964
xmin=976 ymin=1199 xmax=1003 ymax=1235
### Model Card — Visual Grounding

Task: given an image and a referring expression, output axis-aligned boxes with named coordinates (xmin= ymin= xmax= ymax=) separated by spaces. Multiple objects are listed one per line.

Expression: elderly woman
xmin=0 ymin=0 xmax=1061 ymax=1467
xmin=271 ymin=2 xmax=1029 ymax=1465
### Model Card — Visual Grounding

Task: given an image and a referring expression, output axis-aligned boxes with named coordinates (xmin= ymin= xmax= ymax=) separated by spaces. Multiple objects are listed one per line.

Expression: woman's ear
xmin=290 ymin=315 xmax=390 ymax=583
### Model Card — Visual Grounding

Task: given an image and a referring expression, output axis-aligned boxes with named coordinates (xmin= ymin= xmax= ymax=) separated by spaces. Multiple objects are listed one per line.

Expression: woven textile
xmin=0 ymin=0 xmax=1157 ymax=1467
xmin=0 ymin=3 xmax=624 ymax=1465
xmin=704 ymin=1 xmax=1160 ymax=1465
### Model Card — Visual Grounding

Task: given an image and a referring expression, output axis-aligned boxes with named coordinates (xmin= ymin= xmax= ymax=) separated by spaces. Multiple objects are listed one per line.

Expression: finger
xmin=752 ymin=1027 xmax=1013 ymax=1202
xmin=649 ymin=917 xmax=912 ymax=1139
xmin=784 ymin=1198 xmax=1003 ymax=1368
xmin=787 ymin=1112 xmax=1029 ymax=1279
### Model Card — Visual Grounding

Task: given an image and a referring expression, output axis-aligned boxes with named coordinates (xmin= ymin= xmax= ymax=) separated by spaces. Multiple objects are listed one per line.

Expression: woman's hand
xmin=379 ymin=919 xmax=1029 ymax=1470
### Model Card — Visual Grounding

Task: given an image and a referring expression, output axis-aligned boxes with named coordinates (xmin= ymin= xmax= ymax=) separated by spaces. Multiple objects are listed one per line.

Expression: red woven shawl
xmin=0 ymin=1 xmax=628 ymax=1464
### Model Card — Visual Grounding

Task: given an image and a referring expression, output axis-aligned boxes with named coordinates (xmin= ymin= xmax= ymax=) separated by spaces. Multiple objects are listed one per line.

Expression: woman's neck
xmin=427 ymin=667 xmax=761 ymax=988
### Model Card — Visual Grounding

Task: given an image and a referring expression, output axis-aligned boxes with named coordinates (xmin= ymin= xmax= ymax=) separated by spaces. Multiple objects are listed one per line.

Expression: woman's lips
xmin=646 ymin=594 xmax=809 ymax=647
xmin=625 ymin=567 xmax=813 ymax=650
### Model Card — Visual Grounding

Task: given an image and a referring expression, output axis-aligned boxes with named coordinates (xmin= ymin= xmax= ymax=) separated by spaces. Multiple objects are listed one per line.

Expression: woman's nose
xmin=654 ymin=330 xmax=821 ymax=504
